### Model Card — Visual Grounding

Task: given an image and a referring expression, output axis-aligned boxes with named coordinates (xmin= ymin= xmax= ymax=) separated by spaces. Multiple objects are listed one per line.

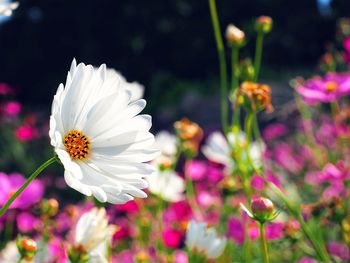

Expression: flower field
xmin=1 ymin=0 xmax=350 ymax=262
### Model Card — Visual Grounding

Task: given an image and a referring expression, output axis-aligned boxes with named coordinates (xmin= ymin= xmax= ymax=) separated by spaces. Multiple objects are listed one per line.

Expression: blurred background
xmin=0 ymin=0 xmax=349 ymax=129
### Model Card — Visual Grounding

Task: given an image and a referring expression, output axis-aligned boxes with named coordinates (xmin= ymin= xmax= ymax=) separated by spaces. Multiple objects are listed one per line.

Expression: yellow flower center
xmin=64 ymin=130 xmax=91 ymax=160
xmin=325 ymin=81 xmax=338 ymax=92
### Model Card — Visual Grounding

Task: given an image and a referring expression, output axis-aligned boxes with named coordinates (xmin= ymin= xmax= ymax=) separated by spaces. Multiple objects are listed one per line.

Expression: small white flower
xmin=105 ymin=68 xmax=144 ymax=102
xmin=186 ymin=220 xmax=226 ymax=259
xmin=74 ymin=208 xmax=116 ymax=262
xmin=147 ymin=170 xmax=185 ymax=202
xmin=49 ymin=59 xmax=158 ymax=204
xmin=202 ymin=131 xmax=264 ymax=174
xmin=152 ymin=131 xmax=178 ymax=168
xmin=0 ymin=0 xmax=18 ymax=16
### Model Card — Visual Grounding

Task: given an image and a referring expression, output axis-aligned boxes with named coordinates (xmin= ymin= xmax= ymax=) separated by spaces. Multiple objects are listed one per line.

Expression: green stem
xmin=266 ymin=182 xmax=331 ymax=262
xmin=254 ymin=32 xmax=264 ymax=82
xmin=231 ymin=46 xmax=240 ymax=92
xmin=260 ymin=223 xmax=270 ymax=263
xmin=209 ymin=0 xmax=229 ymax=134
xmin=0 ymin=156 xmax=58 ymax=217
xmin=243 ymin=223 xmax=252 ymax=263
xmin=245 ymin=111 xmax=254 ymax=144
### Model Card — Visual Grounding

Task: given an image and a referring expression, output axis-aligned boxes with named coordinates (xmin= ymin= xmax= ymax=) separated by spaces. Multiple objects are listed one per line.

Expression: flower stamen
xmin=325 ymin=81 xmax=337 ymax=92
xmin=64 ymin=130 xmax=91 ymax=160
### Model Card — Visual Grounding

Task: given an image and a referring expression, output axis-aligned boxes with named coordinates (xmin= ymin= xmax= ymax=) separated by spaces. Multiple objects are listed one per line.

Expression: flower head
xmin=238 ymin=81 xmax=273 ymax=112
xmin=296 ymin=73 xmax=350 ymax=104
xmin=147 ymin=170 xmax=185 ymax=202
xmin=226 ymin=24 xmax=245 ymax=46
xmin=255 ymin=16 xmax=273 ymax=33
xmin=174 ymin=118 xmax=203 ymax=157
xmin=49 ymin=59 xmax=158 ymax=204
xmin=70 ymin=208 xmax=116 ymax=262
xmin=186 ymin=220 xmax=226 ymax=259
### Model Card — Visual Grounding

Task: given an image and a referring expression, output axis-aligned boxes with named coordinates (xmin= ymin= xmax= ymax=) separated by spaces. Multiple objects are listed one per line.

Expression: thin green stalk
xmin=254 ymin=32 xmax=264 ymax=82
xmin=245 ymin=111 xmax=254 ymax=144
xmin=231 ymin=46 xmax=240 ymax=92
xmin=209 ymin=0 xmax=229 ymax=134
xmin=260 ymin=223 xmax=270 ymax=263
xmin=266 ymin=182 xmax=331 ymax=262
xmin=185 ymin=170 xmax=203 ymax=220
xmin=0 ymin=156 xmax=58 ymax=217
xmin=243 ymin=224 xmax=252 ymax=263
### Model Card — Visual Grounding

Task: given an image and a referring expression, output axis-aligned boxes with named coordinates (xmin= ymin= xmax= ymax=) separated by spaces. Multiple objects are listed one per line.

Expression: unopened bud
xmin=251 ymin=197 xmax=275 ymax=223
xmin=41 ymin=198 xmax=59 ymax=217
xmin=255 ymin=16 xmax=273 ymax=34
xmin=17 ymin=236 xmax=37 ymax=261
xmin=226 ymin=24 xmax=245 ymax=46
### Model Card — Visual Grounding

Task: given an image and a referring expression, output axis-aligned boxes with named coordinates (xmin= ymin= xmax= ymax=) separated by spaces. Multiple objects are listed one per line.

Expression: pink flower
xmin=207 ymin=164 xmax=224 ymax=183
xmin=327 ymin=241 xmax=349 ymax=262
xmin=0 ymin=83 xmax=13 ymax=95
xmin=162 ymin=228 xmax=183 ymax=248
xmin=2 ymin=101 xmax=21 ymax=117
xmin=173 ymin=250 xmax=188 ymax=263
xmin=15 ymin=125 xmax=39 ymax=141
xmin=164 ymin=201 xmax=193 ymax=223
xmin=266 ymin=222 xmax=284 ymax=240
xmin=296 ymin=73 xmax=350 ymax=104
xmin=115 ymin=200 xmax=139 ymax=215
xmin=16 ymin=212 xmax=41 ymax=232
xmin=298 ymin=257 xmax=317 ymax=263
xmin=227 ymin=217 xmax=259 ymax=244
xmin=343 ymin=37 xmax=350 ymax=54
xmin=47 ymin=237 xmax=68 ymax=262
xmin=185 ymin=160 xmax=206 ymax=181
xmin=273 ymin=143 xmax=304 ymax=173
xmin=0 ymin=172 xmax=44 ymax=210
xmin=305 ymin=161 xmax=350 ymax=200
xmin=263 ymin=123 xmax=288 ymax=141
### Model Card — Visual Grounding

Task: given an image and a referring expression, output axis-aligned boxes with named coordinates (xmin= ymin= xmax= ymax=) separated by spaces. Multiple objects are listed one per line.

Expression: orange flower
xmin=238 ymin=81 xmax=273 ymax=112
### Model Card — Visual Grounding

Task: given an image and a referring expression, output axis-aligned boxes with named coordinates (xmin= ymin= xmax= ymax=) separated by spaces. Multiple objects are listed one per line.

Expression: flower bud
xmin=68 ymin=244 xmax=89 ymax=263
xmin=16 ymin=236 xmax=37 ymax=261
xmin=255 ymin=16 xmax=273 ymax=34
xmin=251 ymin=197 xmax=276 ymax=223
xmin=41 ymin=198 xmax=59 ymax=217
xmin=174 ymin=118 xmax=204 ymax=157
xmin=238 ymin=81 xmax=273 ymax=113
xmin=226 ymin=24 xmax=245 ymax=46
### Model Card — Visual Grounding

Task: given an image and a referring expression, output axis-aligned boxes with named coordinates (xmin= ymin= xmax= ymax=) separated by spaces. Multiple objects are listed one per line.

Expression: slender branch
xmin=209 ymin=0 xmax=229 ymax=134
xmin=0 ymin=156 xmax=58 ymax=217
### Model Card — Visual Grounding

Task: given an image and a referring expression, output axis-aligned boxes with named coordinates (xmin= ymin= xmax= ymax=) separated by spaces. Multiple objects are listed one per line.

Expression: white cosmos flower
xmin=49 ymin=59 xmax=158 ymax=204
xmin=186 ymin=220 xmax=226 ymax=259
xmin=74 ymin=208 xmax=116 ymax=262
xmin=105 ymin=68 xmax=144 ymax=102
xmin=147 ymin=169 xmax=185 ymax=202
xmin=152 ymin=131 xmax=178 ymax=168
xmin=202 ymin=131 xmax=264 ymax=174
xmin=0 ymin=0 xmax=18 ymax=16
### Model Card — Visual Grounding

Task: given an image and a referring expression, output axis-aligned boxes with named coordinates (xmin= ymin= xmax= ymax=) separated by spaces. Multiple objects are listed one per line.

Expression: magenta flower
xmin=305 ymin=161 xmax=350 ymax=200
xmin=16 ymin=212 xmax=41 ymax=233
xmin=296 ymin=73 xmax=350 ymax=104
xmin=185 ymin=160 xmax=206 ymax=181
xmin=115 ymin=200 xmax=139 ymax=215
xmin=327 ymin=241 xmax=349 ymax=262
xmin=266 ymin=222 xmax=284 ymax=240
xmin=262 ymin=123 xmax=288 ymax=141
xmin=2 ymin=101 xmax=21 ymax=117
xmin=298 ymin=257 xmax=317 ymax=263
xmin=0 ymin=83 xmax=13 ymax=95
xmin=0 ymin=172 xmax=44 ymax=210
xmin=162 ymin=228 xmax=183 ymax=249
xmin=15 ymin=125 xmax=39 ymax=142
